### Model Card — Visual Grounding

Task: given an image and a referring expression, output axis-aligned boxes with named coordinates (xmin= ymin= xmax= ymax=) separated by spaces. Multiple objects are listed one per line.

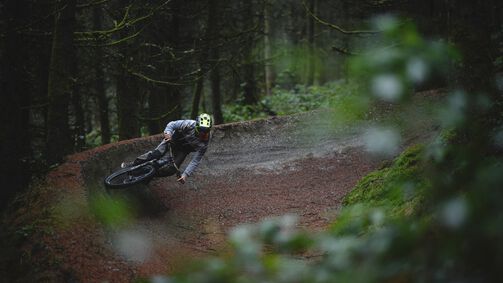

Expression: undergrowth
xmin=222 ymin=81 xmax=359 ymax=123
xmin=0 ymin=183 xmax=60 ymax=282
xmin=343 ymin=144 xmax=428 ymax=215
xmin=331 ymin=144 xmax=429 ymax=236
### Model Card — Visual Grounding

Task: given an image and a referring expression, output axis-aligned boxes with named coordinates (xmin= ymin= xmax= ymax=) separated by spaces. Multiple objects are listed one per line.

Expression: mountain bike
xmin=104 ymin=141 xmax=181 ymax=189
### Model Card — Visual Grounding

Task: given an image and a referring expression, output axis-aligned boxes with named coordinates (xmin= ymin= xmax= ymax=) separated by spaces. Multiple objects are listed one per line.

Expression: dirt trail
xmin=78 ymin=111 xmax=384 ymax=279
xmin=22 ymin=95 xmax=440 ymax=282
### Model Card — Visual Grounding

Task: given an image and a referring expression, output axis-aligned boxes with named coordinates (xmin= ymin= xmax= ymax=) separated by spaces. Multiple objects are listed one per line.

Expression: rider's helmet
xmin=196 ymin=113 xmax=212 ymax=134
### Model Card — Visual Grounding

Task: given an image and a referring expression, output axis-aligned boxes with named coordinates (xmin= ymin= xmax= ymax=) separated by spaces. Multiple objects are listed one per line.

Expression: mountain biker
xmin=121 ymin=113 xmax=213 ymax=184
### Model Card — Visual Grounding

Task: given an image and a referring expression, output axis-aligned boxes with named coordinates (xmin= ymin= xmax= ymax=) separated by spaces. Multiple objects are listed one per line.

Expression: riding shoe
xmin=121 ymin=161 xmax=134 ymax=168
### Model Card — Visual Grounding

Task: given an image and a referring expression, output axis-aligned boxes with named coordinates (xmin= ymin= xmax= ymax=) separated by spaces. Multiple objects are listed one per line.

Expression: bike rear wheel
xmin=104 ymin=164 xmax=156 ymax=189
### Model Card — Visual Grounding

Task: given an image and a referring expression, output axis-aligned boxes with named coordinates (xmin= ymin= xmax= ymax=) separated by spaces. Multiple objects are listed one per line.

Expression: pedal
xmin=120 ymin=162 xmax=130 ymax=168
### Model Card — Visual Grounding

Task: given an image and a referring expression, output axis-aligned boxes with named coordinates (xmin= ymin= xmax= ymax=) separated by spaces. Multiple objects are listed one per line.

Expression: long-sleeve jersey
xmin=164 ymin=120 xmax=209 ymax=177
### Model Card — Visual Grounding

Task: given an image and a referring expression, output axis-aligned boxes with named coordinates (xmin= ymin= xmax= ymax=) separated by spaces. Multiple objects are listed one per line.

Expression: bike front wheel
xmin=104 ymin=164 xmax=156 ymax=189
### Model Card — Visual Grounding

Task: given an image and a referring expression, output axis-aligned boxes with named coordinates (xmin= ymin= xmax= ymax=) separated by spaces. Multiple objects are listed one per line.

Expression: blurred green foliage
xmin=141 ymin=17 xmax=503 ymax=282
xmin=85 ymin=130 xmax=119 ymax=148
xmin=223 ymin=81 xmax=360 ymax=123
xmin=89 ymin=194 xmax=134 ymax=228
xmin=273 ymin=43 xmax=328 ymax=85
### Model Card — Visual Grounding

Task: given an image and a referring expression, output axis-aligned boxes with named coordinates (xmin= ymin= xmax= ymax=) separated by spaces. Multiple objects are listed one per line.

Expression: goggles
xmin=197 ymin=126 xmax=211 ymax=134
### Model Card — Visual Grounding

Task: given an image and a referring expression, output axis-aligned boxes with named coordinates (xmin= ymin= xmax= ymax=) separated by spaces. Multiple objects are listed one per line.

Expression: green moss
xmin=330 ymin=145 xmax=430 ymax=235
xmin=343 ymin=144 xmax=429 ymax=217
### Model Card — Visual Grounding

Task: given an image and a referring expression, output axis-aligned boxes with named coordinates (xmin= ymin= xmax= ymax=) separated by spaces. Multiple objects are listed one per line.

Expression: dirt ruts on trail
xmin=10 ymin=95 xmax=440 ymax=282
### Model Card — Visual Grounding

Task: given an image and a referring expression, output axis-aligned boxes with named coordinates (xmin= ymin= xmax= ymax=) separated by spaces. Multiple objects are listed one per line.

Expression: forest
xmin=1 ymin=0 xmax=502 ymax=282
xmin=1 ymin=0 xmax=390 ymax=203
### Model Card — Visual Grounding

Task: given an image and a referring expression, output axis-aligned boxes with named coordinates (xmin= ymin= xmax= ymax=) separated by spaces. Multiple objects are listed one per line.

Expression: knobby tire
xmin=104 ymin=164 xmax=156 ymax=189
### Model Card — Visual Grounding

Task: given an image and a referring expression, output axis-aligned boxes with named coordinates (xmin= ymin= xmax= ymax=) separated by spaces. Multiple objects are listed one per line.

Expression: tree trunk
xmin=243 ymin=0 xmax=258 ymax=105
xmin=341 ymin=0 xmax=350 ymax=82
xmin=207 ymin=0 xmax=223 ymax=124
xmin=165 ymin=86 xmax=182 ymax=122
xmin=306 ymin=0 xmax=316 ymax=86
xmin=93 ymin=6 xmax=110 ymax=144
xmin=115 ymin=1 xmax=141 ymax=141
xmin=450 ymin=0 xmax=496 ymax=94
xmin=191 ymin=76 xmax=204 ymax=119
xmin=46 ymin=0 xmax=77 ymax=165
xmin=211 ymin=51 xmax=223 ymax=124
xmin=287 ymin=1 xmax=297 ymax=44
xmin=116 ymin=68 xmax=140 ymax=140
xmin=0 ymin=0 xmax=32 ymax=206
xmin=450 ymin=0 xmax=501 ymax=127
xmin=164 ymin=0 xmax=182 ymax=122
xmin=243 ymin=63 xmax=257 ymax=105
xmin=190 ymin=0 xmax=215 ymax=119
xmin=263 ymin=0 xmax=274 ymax=96
xmin=71 ymin=59 xmax=86 ymax=150
xmin=147 ymin=86 xmax=163 ymax=134
xmin=147 ymin=89 xmax=159 ymax=134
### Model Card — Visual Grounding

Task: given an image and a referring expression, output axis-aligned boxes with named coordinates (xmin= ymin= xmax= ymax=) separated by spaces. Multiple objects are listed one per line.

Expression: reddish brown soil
xmin=138 ymin=149 xmax=380 ymax=276
xmin=11 ymin=97 xmax=440 ymax=282
xmin=30 ymin=135 xmax=381 ymax=282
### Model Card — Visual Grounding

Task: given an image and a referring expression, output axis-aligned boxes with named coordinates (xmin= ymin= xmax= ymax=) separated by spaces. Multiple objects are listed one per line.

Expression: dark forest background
xmin=1 ymin=0 xmax=501 ymax=210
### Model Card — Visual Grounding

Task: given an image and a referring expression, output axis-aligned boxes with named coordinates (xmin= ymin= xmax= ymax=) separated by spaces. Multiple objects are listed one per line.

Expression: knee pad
xmin=150 ymin=149 xmax=162 ymax=159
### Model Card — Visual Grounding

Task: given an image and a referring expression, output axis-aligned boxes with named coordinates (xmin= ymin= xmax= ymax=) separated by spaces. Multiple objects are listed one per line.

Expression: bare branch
xmin=77 ymin=0 xmax=110 ymax=9
xmin=129 ymin=70 xmax=184 ymax=86
xmin=75 ymin=0 xmax=171 ymax=38
xmin=76 ymin=28 xmax=143 ymax=47
xmin=302 ymin=1 xmax=378 ymax=35
xmin=331 ymin=45 xmax=359 ymax=56
xmin=75 ymin=4 xmax=132 ymax=37
xmin=332 ymin=43 xmax=399 ymax=56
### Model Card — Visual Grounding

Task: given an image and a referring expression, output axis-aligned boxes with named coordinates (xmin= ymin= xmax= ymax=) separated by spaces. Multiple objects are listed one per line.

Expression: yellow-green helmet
xmin=196 ymin=113 xmax=212 ymax=133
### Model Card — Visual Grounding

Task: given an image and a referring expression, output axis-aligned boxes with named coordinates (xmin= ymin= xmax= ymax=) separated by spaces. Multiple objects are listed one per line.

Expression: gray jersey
xmin=164 ymin=120 xmax=209 ymax=177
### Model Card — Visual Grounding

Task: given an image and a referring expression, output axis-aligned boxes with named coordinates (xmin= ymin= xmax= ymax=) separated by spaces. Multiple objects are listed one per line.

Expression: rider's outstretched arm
xmin=164 ymin=120 xmax=193 ymax=137
xmin=182 ymin=145 xmax=207 ymax=178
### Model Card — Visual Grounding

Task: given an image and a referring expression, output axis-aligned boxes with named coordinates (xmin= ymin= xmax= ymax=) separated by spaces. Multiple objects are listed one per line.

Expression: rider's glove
xmin=177 ymin=174 xmax=187 ymax=184
xmin=164 ymin=132 xmax=172 ymax=141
